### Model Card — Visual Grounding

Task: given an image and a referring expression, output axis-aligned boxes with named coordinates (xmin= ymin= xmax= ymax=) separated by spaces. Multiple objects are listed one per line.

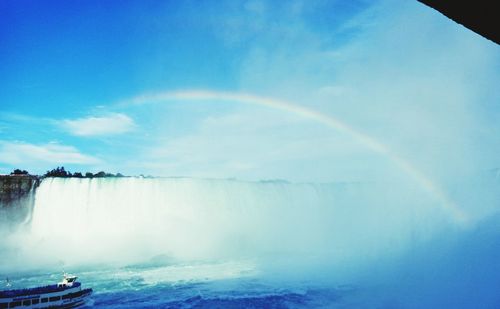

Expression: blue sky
xmin=0 ymin=0 xmax=499 ymax=183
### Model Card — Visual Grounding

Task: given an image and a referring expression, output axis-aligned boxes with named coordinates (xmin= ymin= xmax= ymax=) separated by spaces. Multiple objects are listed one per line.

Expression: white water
xmin=4 ymin=177 xmax=453 ymax=273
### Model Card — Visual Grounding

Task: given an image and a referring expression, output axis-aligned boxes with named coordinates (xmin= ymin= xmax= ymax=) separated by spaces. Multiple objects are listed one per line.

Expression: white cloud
xmin=62 ymin=113 xmax=135 ymax=136
xmin=0 ymin=141 xmax=101 ymax=165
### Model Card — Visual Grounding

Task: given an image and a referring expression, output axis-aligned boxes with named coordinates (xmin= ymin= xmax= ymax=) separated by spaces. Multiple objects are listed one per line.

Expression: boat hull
xmin=1 ymin=285 xmax=92 ymax=309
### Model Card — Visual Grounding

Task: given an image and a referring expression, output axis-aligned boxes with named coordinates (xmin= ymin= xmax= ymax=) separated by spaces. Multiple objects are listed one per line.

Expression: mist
xmin=2 ymin=173 xmax=498 ymax=306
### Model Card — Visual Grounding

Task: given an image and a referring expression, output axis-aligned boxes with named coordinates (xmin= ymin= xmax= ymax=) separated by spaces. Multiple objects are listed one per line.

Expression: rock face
xmin=0 ymin=175 xmax=40 ymax=225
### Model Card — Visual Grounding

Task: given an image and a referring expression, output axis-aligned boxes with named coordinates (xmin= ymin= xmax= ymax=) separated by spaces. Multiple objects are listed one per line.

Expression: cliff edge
xmin=0 ymin=175 xmax=40 ymax=225
xmin=0 ymin=175 xmax=40 ymax=206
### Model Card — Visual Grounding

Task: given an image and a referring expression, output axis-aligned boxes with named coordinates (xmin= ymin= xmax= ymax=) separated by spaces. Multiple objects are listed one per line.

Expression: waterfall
xmin=7 ymin=177 xmax=451 ymax=270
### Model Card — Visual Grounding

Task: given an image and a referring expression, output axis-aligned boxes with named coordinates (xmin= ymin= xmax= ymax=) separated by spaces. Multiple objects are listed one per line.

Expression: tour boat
xmin=0 ymin=273 xmax=92 ymax=308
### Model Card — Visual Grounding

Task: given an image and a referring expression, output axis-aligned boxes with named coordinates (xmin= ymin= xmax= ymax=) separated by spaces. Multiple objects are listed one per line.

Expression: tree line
xmin=43 ymin=167 xmax=125 ymax=178
xmin=8 ymin=167 xmax=125 ymax=178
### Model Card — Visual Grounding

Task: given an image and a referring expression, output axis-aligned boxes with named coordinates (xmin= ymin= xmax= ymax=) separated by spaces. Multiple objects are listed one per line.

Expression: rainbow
xmin=124 ymin=89 xmax=467 ymax=223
